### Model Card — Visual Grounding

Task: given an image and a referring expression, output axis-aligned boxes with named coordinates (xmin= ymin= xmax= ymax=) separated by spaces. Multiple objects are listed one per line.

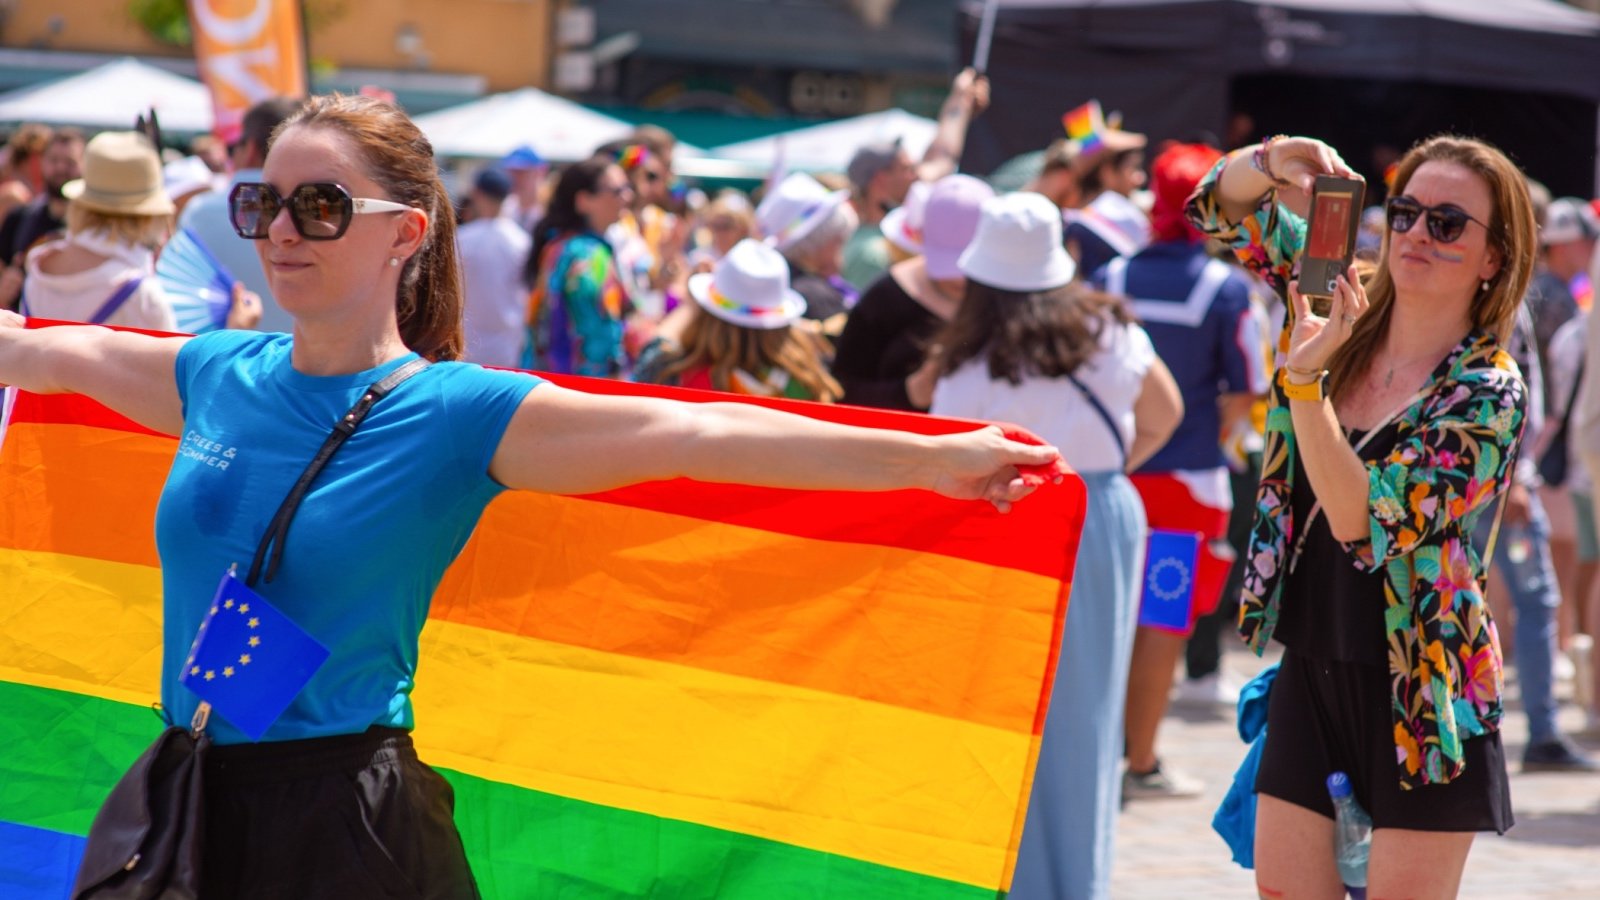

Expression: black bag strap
xmin=245 ymin=357 xmax=430 ymax=587
xmin=1065 ymin=371 xmax=1128 ymax=468
xmin=1541 ymin=352 xmax=1585 ymax=463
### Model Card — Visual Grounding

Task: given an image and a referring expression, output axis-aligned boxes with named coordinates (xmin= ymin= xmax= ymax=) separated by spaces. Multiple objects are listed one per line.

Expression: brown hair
xmin=936 ymin=280 xmax=1134 ymax=384
xmin=274 ymin=94 xmax=463 ymax=361
xmin=6 ymin=123 xmax=52 ymax=167
xmin=655 ymin=310 xmax=842 ymax=402
xmin=1328 ymin=135 xmax=1536 ymax=401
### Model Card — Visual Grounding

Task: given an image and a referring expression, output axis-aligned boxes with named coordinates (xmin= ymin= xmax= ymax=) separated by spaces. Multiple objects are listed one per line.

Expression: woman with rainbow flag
xmin=0 ymin=94 xmax=1063 ymax=898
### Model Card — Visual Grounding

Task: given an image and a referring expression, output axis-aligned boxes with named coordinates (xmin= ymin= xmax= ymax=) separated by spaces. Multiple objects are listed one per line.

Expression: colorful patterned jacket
xmin=524 ymin=231 xmax=630 ymax=377
xmin=1185 ymin=160 xmax=1528 ymax=789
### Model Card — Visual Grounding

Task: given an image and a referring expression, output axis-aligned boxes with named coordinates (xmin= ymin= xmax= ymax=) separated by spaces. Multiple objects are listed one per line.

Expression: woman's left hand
xmin=1285 ymin=265 xmax=1368 ymax=373
xmin=928 ymin=425 xmax=1067 ymax=513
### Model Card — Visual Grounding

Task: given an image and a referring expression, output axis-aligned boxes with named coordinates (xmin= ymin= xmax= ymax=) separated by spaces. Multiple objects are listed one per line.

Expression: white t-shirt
xmin=457 ymin=215 xmax=533 ymax=370
xmin=931 ymin=317 xmax=1156 ymax=474
xmin=22 ymin=238 xmax=176 ymax=331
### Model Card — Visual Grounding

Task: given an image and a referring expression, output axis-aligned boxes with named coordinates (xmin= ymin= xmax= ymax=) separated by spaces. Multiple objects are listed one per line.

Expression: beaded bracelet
xmin=1250 ymin=135 xmax=1294 ymax=188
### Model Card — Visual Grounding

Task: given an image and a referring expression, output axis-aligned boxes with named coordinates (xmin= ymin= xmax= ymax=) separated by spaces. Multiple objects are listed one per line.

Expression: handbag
xmin=69 ymin=357 xmax=430 ymax=900
xmin=1537 ymin=352 xmax=1583 ymax=488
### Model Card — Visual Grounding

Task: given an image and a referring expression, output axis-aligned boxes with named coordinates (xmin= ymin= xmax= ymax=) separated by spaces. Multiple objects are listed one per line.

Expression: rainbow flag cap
xmin=1061 ymin=100 xmax=1107 ymax=156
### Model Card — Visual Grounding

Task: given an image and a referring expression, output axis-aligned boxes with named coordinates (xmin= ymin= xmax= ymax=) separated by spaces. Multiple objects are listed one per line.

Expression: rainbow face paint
xmin=1429 ymin=246 xmax=1465 ymax=263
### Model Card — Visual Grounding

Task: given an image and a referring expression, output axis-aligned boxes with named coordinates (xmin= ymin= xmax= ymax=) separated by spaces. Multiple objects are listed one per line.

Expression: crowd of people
xmin=1 ymin=67 xmax=1599 ymax=899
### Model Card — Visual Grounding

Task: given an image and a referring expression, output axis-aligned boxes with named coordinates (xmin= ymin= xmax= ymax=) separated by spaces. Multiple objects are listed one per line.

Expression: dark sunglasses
xmin=1384 ymin=196 xmax=1489 ymax=245
xmin=228 ymin=182 xmax=411 ymax=241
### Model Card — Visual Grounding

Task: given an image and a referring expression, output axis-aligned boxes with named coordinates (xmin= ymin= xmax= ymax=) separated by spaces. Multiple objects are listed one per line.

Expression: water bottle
xmin=1327 ymin=772 xmax=1371 ymax=900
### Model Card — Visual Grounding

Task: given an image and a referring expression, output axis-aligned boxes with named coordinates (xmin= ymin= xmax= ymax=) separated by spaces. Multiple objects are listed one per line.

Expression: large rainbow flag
xmin=0 ymin=322 xmax=1086 ymax=899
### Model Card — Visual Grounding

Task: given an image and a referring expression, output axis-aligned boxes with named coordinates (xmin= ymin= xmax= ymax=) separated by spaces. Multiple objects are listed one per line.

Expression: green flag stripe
xmin=0 ymin=683 xmax=999 ymax=899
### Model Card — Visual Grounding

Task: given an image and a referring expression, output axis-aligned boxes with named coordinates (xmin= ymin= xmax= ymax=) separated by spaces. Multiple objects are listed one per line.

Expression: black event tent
xmin=958 ymin=0 xmax=1600 ymax=196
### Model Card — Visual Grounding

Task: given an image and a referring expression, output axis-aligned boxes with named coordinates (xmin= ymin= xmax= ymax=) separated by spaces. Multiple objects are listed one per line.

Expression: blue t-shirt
xmin=155 ymin=330 xmax=543 ymax=744
xmin=1096 ymin=241 xmax=1266 ymax=473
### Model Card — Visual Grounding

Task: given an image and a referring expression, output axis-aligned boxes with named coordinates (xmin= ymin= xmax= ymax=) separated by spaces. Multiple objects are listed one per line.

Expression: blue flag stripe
xmin=0 ymin=821 xmax=84 ymax=900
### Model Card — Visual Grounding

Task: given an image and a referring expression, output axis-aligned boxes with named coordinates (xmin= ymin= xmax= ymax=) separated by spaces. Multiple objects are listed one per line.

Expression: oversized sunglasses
xmin=1384 ymin=196 xmax=1489 ymax=245
xmin=228 ymin=182 xmax=411 ymax=241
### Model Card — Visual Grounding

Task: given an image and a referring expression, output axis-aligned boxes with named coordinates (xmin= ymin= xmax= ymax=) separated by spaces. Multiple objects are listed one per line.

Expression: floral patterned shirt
xmin=524 ymin=231 xmax=630 ymax=377
xmin=1185 ymin=159 xmax=1528 ymax=789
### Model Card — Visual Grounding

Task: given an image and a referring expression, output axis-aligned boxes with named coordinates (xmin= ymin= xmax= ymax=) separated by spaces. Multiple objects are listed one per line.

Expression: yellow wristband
xmin=1279 ymin=367 xmax=1326 ymax=402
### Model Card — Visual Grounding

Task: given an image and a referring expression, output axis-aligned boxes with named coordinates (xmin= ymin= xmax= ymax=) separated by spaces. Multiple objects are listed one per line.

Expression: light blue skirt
xmin=1009 ymin=471 xmax=1146 ymax=900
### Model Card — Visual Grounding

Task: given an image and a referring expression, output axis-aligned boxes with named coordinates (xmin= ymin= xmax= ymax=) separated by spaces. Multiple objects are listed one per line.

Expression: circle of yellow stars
xmin=186 ymin=596 xmax=261 ymax=681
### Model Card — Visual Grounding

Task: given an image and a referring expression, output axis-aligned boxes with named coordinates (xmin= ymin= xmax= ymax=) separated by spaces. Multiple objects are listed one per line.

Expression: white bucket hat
xmin=880 ymin=179 xmax=932 ymax=256
xmin=958 ymin=192 xmax=1077 ymax=292
xmin=755 ymin=173 xmax=848 ymax=250
xmin=688 ymin=238 xmax=808 ymax=329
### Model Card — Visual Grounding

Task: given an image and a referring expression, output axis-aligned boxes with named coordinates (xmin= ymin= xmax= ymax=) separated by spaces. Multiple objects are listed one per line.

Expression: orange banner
xmin=187 ymin=0 xmax=308 ymax=142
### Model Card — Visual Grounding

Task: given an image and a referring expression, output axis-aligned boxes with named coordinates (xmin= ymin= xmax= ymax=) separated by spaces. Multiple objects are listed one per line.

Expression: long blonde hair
xmin=657 ymin=311 xmax=842 ymax=402
xmin=1328 ymin=136 xmax=1536 ymax=400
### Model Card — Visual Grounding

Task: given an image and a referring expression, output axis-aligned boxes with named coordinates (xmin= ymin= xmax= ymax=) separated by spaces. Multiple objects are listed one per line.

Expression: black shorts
xmin=201 ymin=726 xmax=480 ymax=900
xmin=1255 ymin=651 xmax=1513 ymax=834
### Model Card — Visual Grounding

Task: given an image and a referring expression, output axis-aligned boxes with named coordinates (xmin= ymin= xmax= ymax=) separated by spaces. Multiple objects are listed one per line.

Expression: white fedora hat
xmin=688 ymin=238 xmax=808 ymax=330
xmin=755 ymin=173 xmax=848 ymax=250
xmin=880 ymin=179 xmax=932 ymax=257
xmin=958 ymin=192 xmax=1077 ymax=292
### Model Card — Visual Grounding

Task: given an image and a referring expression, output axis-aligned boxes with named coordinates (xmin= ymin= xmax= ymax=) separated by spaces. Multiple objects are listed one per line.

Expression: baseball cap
xmin=1543 ymin=197 xmax=1599 ymax=245
xmin=500 ymin=145 xmax=546 ymax=171
xmin=847 ymin=138 xmax=904 ymax=194
xmin=473 ymin=167 xmax=513 ymax=201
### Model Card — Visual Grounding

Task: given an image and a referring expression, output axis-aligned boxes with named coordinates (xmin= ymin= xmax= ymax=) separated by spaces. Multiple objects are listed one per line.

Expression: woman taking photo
xmin=1190 ymin=134 xmax=1534 ymax=898
xmin=931 ymin=192 xmax=1182 ymax=900
xmin=0 ymin=94 xmax=1060 ymax=899
xmin=634 ymin=238 xmax=840 ymax=401
xmin=521 ymin=154 xmax=632 ymax=376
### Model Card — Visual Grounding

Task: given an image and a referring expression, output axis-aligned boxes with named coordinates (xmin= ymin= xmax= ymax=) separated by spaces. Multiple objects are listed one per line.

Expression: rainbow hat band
xmin=616 ymin=144 xmax=651 ymax=171
xmin=754 ymin=173 xmax=849 ymax=251
xmin=688 ymin=239 xmax=807 ymax=330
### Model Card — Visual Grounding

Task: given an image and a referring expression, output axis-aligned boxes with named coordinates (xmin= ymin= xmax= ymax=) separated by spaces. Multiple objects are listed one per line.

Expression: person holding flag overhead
xmin=0 ymin=93 xmax=1063 ymax=899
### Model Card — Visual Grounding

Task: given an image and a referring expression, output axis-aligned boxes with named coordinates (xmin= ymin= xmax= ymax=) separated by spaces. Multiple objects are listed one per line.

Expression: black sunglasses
xmin=1384 ymin=196 xmax=1489 ymax=245
xmin=228 ymin=182 xmax=411 ymax=241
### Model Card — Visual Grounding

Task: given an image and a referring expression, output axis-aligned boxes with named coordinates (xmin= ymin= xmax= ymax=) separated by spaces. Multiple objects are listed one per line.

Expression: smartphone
xmin=1300 ymin=175 xmax=1366 ymax=315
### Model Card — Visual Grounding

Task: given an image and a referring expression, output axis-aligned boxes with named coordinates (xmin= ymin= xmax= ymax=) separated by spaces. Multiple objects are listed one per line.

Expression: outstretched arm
xmin=0 ymin=311 xmax=188 ymax=435
xmin=489 ymin=382 xmax=1062 ymax=510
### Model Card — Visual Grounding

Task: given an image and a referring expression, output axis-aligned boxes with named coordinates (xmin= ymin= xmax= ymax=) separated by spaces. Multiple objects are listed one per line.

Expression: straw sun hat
xmin=62 ymin=131 xmax=175 ymax=217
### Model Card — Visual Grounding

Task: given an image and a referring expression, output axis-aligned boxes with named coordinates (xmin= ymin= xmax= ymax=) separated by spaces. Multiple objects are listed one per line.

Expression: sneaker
xmin=1122 ymin=760 xmax=1205 ymax=801
xmin=1521 ymin=739 xmax=1600 ymax=773
xmin=1173 ymin=672 xmax=1241 ymax=710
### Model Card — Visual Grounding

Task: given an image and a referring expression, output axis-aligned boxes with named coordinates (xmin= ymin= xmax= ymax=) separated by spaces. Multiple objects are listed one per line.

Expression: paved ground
xmin=1110 ymin=644 xmax=1600 ymax=897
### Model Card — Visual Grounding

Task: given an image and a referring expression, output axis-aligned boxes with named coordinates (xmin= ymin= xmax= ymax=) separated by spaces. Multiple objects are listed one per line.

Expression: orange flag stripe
xmin=2 ymin=422 xmax=1065 ymax=733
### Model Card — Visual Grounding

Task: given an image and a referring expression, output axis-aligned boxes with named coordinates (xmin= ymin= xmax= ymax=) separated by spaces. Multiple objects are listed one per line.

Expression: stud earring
xmin=389 ymin=257 xmax=399 ymax=268
xmin=1481 ymin=279 xmax=1490 ymax=292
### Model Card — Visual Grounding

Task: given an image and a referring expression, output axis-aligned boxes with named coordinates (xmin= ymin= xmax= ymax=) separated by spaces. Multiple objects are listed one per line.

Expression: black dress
xmin=830 ymin=272 xmax=942 ymax=411
xmin=1256 ymin=425 xmax=1513 ymax=834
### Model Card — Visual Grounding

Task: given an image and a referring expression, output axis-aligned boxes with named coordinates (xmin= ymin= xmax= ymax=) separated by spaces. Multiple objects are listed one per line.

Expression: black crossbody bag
xmin=70 ymin=358 xmax=429 ymax=900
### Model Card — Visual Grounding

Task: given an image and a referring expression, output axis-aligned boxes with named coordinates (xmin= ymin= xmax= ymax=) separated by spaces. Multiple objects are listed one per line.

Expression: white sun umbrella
xmin=709 ymin=109 xmax=938 ymax=175
xmin=413 ymin=87 xmax=639 ymax=162
xmin=0 ymin=57 xmax=213 ymax=133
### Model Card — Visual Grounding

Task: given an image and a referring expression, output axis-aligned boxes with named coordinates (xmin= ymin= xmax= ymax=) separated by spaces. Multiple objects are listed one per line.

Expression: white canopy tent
xmin=709 ymin=109 xmax=938 ymax=175
xmin=0 ymin=58 xmax=213 ymax=133
xmin=412 ymin=88 xmax=638 ymax=162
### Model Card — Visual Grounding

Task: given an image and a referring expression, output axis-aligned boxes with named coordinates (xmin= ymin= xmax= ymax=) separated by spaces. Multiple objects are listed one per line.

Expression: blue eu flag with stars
xmin=1139 ymin=529 xmax=1201 ymax=634
xmin=179 ymin=571 xmax=330 ymax=741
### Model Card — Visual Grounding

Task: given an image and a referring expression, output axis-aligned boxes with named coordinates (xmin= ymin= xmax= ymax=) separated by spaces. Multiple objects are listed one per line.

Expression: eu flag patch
xmin=1139 ymin=529 xmax=1201 ymax=634
xmin=178 ymin=571 xmax=330 ymax=741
